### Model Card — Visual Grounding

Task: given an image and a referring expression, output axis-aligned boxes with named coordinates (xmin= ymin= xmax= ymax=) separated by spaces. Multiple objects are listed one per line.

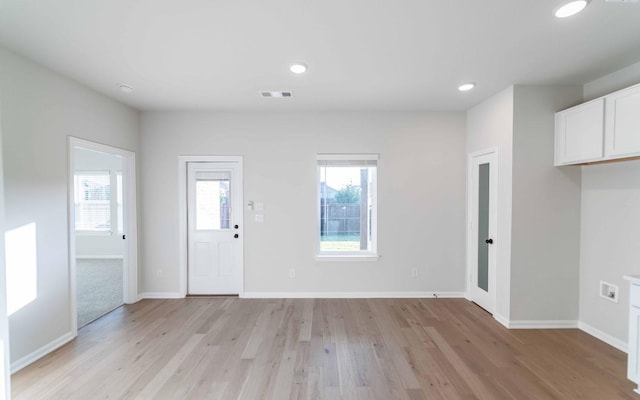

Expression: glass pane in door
xmin=195 ymin=174 xmax=230 ymax=230
xmin=477 ymin=163 xmax=490 ymax=292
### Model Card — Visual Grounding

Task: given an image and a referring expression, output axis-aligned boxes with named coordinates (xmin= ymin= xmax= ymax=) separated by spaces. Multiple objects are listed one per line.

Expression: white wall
xmin=0 ymin=100 xmax=11 ymax=400
xmin=583 ymin=60 xmax=640 ymax=101
xmin=467 ymin=85 xmax=583 ymax=324
xmin=74 ymin=148 xmax=124 ymax=258
xmin=140 ymin=111 xmax=466 ymax=295
xmin=511 ymin=86 xmax=582 ymax=322
xmin=466 ymin=86 xmax=514 ymax=322
xmin=580 ymin=161 xmax=640 ymax=343
xmin=579 ymin=63 xmax=640 ymax=345
xmin=0 ymin=46 xmax=139 ymax=369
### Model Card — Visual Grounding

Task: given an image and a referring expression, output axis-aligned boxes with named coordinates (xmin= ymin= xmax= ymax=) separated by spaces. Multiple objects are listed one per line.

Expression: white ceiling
xmin=1 ymin=0 xmax=639 ymax=111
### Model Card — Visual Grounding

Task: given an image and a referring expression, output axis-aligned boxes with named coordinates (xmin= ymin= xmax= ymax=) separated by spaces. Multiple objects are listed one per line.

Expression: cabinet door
xmin=555 ymin=99 xmax=604 ymax=165
xmin=629 ymin=304 xmax=640 ymax=383
xmin=605 ymin=84 xmax=640 ymax=158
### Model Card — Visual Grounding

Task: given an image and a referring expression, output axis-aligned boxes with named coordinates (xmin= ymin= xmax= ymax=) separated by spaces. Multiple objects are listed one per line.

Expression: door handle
xmin=234 ymin=234 xmax=239 ymax=239
xmin=485 ymin=238 xmax=493 ymax=244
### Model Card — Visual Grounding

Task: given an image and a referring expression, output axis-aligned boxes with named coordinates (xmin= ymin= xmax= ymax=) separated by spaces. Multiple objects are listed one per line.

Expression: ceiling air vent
xmin=260 ymin=91 xmax=293 ymax=98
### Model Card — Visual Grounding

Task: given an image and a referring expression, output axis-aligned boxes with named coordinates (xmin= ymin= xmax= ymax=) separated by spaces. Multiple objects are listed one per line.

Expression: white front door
xmin=468 ymin=150 xmax=497 ymax=313
xmin=187 ymin=162 xmax=242 ymax=294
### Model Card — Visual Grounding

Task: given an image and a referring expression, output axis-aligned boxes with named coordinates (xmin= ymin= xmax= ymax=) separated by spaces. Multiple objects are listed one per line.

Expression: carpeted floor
xmin=76 ymin=258 xmax=123 ymax=328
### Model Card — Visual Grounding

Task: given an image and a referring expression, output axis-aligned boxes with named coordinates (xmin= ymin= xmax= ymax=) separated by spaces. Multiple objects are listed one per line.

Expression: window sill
xmin=315 ymin=255 xmax=380 ymax=262
xmin=75 ymin=231 xmax=112 ymax=236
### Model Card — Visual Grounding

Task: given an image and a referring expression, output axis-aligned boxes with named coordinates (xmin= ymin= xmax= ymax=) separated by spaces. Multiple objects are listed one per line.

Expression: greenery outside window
xmin=317 ymin=154 xmax=378 ymax=258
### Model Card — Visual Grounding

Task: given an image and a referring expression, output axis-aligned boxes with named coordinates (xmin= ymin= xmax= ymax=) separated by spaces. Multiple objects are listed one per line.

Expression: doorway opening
xmin=68 ymin=138 xmax=138 ymax=333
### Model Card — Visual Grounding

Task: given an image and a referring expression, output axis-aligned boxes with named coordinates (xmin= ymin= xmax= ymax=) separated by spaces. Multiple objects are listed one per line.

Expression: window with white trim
xmin=74 ymin=171 xmax=122 ymax=233
xmin=317 ymin=154 xmax=378 ymax=257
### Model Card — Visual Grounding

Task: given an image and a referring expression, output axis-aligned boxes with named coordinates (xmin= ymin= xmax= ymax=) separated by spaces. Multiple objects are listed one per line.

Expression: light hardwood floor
xmin=12 ymin=298 xmax=634 ymax=399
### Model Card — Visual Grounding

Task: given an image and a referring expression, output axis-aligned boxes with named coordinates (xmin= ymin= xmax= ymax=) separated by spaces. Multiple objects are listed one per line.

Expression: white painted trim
xmin=139 ymin=292 xmax=185 ymax=299
xmin=122 ymin=151 xmax=139 ymax=305
xmin=68 ymin=137 xmax=139 ymax=339
xmin=75 ymin=255 xmax=124 ymax=259
xmin=178 ymin=156 xmax=244 ymax=298
xmin=579 ymin=321 xmax=628 ymax=353
xmin=317 ymin=154 xmax=379 ymax=161
xmin=316 ymin=155 xmax=378 ymax=258
xmin=314 ymin=255 xmax=380 ymax=262
xmin=507 ymin=320 xmax=579 ymax=329
xmin=241 ymin=292 xmax=466 ymax=299
xmin=493 ymin=313 xmax=510 ymax=328
xmin=67 ymin=141 xmax=78 ymax=335
xmin=10 ymin=331 xmax=75 ymax=374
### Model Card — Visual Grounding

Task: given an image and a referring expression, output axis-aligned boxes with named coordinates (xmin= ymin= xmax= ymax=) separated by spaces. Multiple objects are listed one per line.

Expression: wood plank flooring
xmin=11 ymin=298 xmax=635 ymax=399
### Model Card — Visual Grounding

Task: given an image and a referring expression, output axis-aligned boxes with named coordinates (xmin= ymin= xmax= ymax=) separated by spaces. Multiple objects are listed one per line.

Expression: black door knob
xmin=485 ymin=238 xmax=493 ymax=244
xmin=234 ymin=224 xmax=239 ymax=229
xmin=234 ymin=234 xmax=239 ymax=239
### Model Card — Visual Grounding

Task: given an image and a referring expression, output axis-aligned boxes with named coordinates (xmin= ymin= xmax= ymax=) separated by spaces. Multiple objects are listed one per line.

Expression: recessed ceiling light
xmin=554 ymin=1 xmax=589 ymax=18
xmin=119 ymin=84 xmax=134 ymax=94
xmin=458 ymin=83 xmax=475 ymax=92
xmin=260 ymin=91 xmax=293 ymax=98
xmin=289 ymin=63 xmax=307 ymax=74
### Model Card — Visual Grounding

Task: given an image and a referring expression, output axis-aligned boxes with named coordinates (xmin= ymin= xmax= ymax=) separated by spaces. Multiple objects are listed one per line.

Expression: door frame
xmin=466 ymin=148 xmax=498 ymax=314
xmin=67 ymin=137 xmax=138 ymax=335
xmin=178 ymin=156 xmax=244 ymax=297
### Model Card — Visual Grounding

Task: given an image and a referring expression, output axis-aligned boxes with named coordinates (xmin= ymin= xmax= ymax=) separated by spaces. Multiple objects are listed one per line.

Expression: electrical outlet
xmin=255 ymin=202 xmax=264 ymax=211
xmin=157 ymin=269 xmax=163 ymax=280
xmin=411 ymin=267 xmax=419 ymax=278
xmin=255 ymin=214 xmax=264 ymax=223
xmin=289 ymin=268 xmax=296 ymax=279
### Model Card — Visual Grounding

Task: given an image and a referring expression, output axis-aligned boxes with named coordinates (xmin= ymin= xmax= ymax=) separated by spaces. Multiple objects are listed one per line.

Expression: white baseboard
xmin=490 ymin=317 xmax=627 ymax=353
xmin=11 ymin=331 xmax=76 ymax=374
xmin=240 ymin=291 xmax=466 ymax=299
xmin=578 ymin=321 xmax=628 ymax=353
xmin=507 ymin=320 xmax=579 ymax=329
xmin=138 ymin=292 xmax=184 ymax=299
xmin=76 ymin=255 xmax=124 ymax=259
xmin=493 ymin=313 xmax=510 ymax=328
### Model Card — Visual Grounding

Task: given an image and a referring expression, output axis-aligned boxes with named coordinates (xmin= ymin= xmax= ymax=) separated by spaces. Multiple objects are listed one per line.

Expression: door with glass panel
xmin=468 ymin=151 xmax=497 ymax=313
xmin=187 ymin=162 xmax=241 ymax=294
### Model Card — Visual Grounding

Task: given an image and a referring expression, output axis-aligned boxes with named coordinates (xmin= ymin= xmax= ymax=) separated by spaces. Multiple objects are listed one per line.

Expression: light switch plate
xmin=255 ymin=202 xmax=264 ymax=211
xmin=255 ymin=214 xmax=264 ymax=223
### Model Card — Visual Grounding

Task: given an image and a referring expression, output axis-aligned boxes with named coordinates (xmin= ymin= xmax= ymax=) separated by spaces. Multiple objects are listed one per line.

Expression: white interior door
xmin=187 ymin=162 xmax=242 ymax=294
xmin=468 ymin=151 xmax=497 ymax=313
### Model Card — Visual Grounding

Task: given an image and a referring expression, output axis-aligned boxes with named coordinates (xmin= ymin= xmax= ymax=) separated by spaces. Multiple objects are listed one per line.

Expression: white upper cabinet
xmin=605 ymin=84 xmax=640 ymax=158
xmin=555 ymin=99 xmax=604 ymax=165
xmin=555 ymin=82 xmax=640 ymax=166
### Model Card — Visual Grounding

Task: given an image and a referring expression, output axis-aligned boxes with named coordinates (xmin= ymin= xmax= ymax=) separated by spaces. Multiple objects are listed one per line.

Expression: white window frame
xmin=74 ymin=171 xmax=112 ymax=235
xmin=315 ymin=154 xmax=379 ymax=262
xmin=74 ymin=170 xmax=123 ymax=236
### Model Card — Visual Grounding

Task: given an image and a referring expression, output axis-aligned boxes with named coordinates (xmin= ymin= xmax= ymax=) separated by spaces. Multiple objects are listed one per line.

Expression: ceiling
xmin=1 ymin=0 xmax=639 ymax=111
